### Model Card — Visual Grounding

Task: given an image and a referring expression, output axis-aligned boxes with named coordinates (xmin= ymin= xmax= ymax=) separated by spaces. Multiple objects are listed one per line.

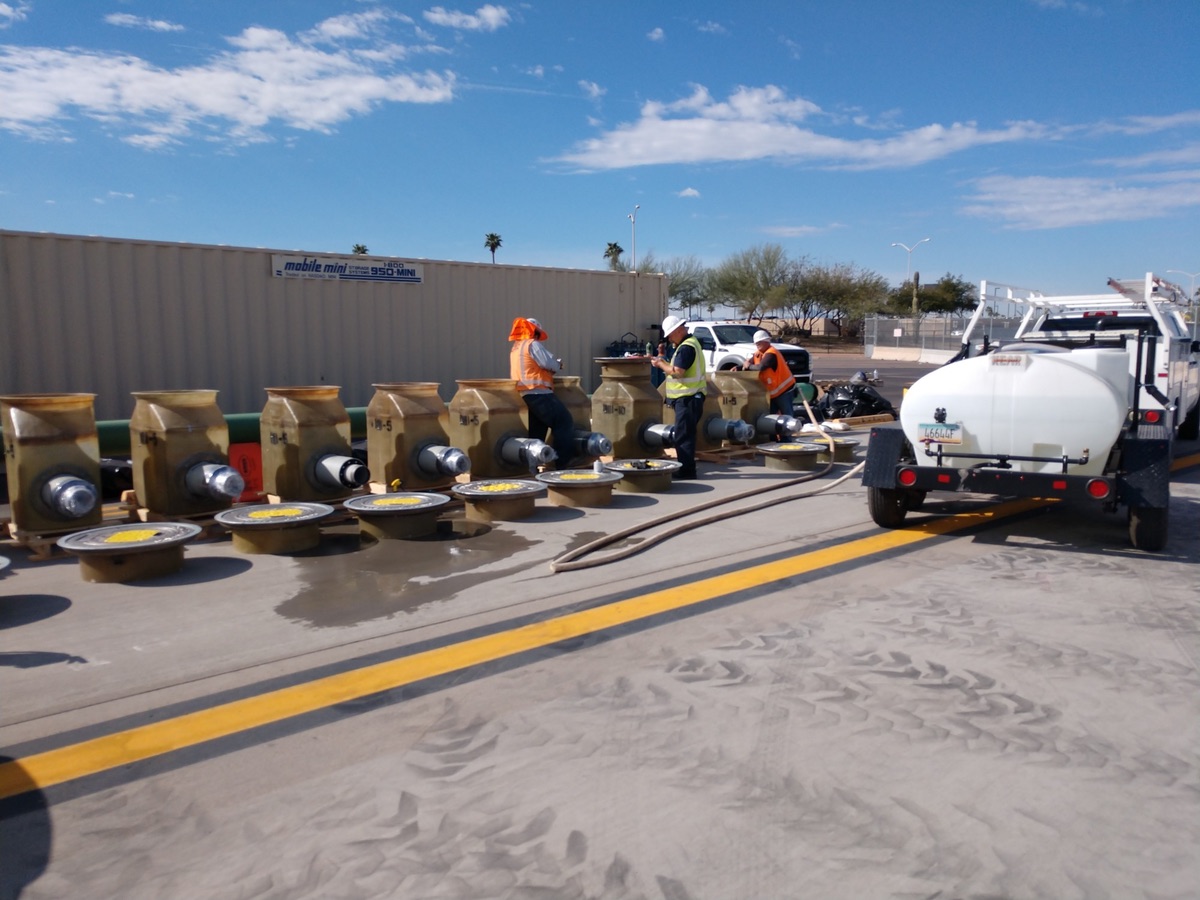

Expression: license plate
xmin=918 ymin=423 xmax=963 ymax=444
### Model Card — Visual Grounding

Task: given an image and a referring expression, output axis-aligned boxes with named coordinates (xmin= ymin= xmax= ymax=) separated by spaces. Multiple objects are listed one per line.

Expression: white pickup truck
xmin=862 ymin=273 xmax=1199 ymax=551
xmin=686 ymin=321 xmax=812 ymax=382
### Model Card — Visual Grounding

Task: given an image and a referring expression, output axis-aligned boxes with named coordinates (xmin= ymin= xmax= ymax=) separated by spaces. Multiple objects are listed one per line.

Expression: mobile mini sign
xmin=271 ymin=254 xmax=423 ymax=284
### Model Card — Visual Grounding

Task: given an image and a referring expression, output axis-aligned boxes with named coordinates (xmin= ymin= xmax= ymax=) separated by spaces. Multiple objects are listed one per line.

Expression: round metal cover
xmin=344 ymin=492 xmax=450 ymax=516
xmin=0 ymin=555 xmax=10 ymax=575
xmin=536 ymin=470 xmax=624 ymax=487
xmin=452 ymin=479 xmax=547 ymax=500
xmin=604 ymin=458 xmax=682 ymax=474
xmin=214 ymin=502 xmax=334 ymax=529
xmin=757 ymin=442 xmax=823 ymax=454
xmin=57 ymin=521 xmax=203 ymax=555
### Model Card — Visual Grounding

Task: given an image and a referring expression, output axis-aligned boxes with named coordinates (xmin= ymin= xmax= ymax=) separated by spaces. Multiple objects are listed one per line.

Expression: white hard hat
xmin=753 ymin=329 xmax=771 ymax=343
xmin=661 ymin=314 xmax=686 ymax=335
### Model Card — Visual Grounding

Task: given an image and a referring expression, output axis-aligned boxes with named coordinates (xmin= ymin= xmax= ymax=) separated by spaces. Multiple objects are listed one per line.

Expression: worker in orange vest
xmin=738 ymin=329 xmax=796 ymax=416
xmin=509 ymin=316 xmax=577 ymax=467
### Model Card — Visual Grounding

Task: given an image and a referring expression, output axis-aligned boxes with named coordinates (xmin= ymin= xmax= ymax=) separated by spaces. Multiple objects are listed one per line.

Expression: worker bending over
xmin=739 ymin=329 xmax=796 ymax=417
xmin=509 ymin=316 xmax=577 ymax=468
xmin=652 ymin=315 xmax=705 ymax=480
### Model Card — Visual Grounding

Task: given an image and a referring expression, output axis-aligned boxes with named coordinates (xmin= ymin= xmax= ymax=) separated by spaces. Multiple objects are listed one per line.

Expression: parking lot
xmin=2 ymin=356 xmax=1198 ymax=900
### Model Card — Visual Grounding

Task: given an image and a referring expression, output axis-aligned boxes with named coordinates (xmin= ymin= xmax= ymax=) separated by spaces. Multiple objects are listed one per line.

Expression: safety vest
xmin=664 ymin=335 xmax=707 ymax=399
xmin=510 ymin=339 xmax=553 ymax=392
xmin=750 ymin=345 xmax=795 ymax=399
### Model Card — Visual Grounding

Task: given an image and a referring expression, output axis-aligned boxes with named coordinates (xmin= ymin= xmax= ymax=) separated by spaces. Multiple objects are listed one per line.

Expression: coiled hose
xmin=550 ymin=395 xmax=867 ymax=573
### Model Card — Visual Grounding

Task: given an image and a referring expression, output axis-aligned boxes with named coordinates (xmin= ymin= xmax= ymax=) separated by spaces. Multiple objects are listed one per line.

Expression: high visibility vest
xmin=665 ymin=335 xmax=707 ymax=399
xmin=750 ymin=345 xmax=795 ymax=399
xmin=510 ymin=339 xmax=553 ymax=392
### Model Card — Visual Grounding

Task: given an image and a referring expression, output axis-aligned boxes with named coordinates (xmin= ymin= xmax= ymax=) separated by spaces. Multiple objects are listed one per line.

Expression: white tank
xmin=900 ymin=348 xmax=1129 ymax=476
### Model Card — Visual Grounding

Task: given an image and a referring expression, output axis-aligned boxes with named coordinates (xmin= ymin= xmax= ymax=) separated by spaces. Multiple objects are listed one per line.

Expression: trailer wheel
xmin=902 ymin=490 xmax=928 ymax=511
xmin=1179 ymin=401 xmax=1199 ymax=440
xmin=1128 ymin=505 xmax=1168 ymax=552
xmin=867 ymin=486 xmax=908 ymax=528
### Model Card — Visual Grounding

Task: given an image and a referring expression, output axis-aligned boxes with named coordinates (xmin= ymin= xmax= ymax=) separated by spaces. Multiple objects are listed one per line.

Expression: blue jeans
xmin=771 ymin=388 xmax=795 ymax=417
xmin=522 ymin=392 xmax=577 ymax=466
xmin=668 ymin=393 xmax=705 ymax=476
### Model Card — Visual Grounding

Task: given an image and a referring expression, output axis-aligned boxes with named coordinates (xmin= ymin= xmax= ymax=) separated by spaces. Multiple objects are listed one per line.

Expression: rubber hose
xmin=549 ymin=394 xmax=856 ymax=573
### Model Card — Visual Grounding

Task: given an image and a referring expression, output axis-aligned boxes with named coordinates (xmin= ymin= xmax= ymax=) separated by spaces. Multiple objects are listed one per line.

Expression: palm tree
xmin=484 ymin=233 xmax=502 ymax=263
xmin=604 ymin=242 xmax=624 ymax=271
xmin=351 ymin=244 xmax=369 ymax=255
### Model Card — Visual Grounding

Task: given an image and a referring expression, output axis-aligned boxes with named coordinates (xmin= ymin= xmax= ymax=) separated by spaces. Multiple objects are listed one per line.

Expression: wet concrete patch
xmin=275 ymin=516 xmax=538 ymax=629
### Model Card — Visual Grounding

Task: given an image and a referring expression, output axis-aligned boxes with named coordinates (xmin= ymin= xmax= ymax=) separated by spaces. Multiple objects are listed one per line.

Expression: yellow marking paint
xmin=0 ymin=498 xmax=1049 ymax=800
xmin=1171 ymin=452 xmax=1200 ymax=472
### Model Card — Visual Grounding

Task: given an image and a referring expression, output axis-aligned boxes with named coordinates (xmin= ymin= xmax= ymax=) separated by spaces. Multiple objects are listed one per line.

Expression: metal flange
xmin=535 ymin=469 xmax=625 ymax=507
xmin=214 ymin=502 xmax=334 ymax=554
xmin=57 ymin=521 xmax=203 ymax=582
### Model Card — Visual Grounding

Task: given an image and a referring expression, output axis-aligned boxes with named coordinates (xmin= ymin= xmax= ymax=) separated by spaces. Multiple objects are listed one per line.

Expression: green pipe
xmin=18 ymin=408 xmax=370 ymax=457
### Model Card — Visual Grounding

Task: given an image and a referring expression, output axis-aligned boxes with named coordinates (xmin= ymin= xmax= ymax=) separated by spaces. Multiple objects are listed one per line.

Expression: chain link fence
xmin=864 ymin=315 xmax=1023 ymax=354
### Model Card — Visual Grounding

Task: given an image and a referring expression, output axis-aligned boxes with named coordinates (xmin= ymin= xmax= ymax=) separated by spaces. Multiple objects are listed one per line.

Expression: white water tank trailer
xmin=863 ymin=273 xmax=1198 ymax=552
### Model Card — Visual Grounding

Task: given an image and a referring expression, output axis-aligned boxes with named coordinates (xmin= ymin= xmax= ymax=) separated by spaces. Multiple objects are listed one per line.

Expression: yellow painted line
xmin=0 ymin=498 xmax=1049 ymax=801
xmin=1171 ymin=451 xmax=1200 ymax=472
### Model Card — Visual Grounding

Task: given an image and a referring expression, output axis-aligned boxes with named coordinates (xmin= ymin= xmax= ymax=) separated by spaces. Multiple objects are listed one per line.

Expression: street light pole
xmin=1166 ymin=269 xmax=1199 ymax=339
xmin=891 ymin=238 xmax=930 ymax=281
xmin=891 ymin=238 xmax=930 ymax=319
xmin=628 ymin=205 xmax=640 ymax=272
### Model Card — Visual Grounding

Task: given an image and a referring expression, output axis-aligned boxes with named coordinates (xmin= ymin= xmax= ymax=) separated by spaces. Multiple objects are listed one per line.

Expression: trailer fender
xmin=1118 ymin=425 xmax=1171 ymax=509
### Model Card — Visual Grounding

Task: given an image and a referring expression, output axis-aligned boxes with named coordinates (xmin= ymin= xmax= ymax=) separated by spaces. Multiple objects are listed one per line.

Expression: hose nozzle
xmin=706 ymin=417 xmax=755 ymax=444
xmin=500 ymin=436 xmax=556 ymax=470
xmin=641 ymin=422 xmax=678 ymax=449
xmin=41 ymin=474 xmax=99 ymax=519
xmin=756 ymin=414 xmax=802 ymax=439
xmin=416 ymin=444 xmax=471 ymax=477
xmin=573 ymin=430 xmax=612 ymax=458
xmin=185 ymin=462 xmax=245 ymax=500
xmin=314 ymin=454 xmax=370 ymax=489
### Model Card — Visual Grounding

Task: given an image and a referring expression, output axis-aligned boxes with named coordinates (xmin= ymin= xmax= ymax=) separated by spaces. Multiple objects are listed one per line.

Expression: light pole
xmin=892 ymin=238 xmax=930 ymax=319
xmin=628 ymin=205 xmax=640 ymax=272
xmin=891 ymin=238 xmax=930 ymax=281
xmin=1167 ymin=269 xmax=1199 ymax=339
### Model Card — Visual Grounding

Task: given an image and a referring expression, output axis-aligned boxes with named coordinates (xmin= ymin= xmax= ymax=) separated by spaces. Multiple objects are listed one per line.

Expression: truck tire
xmin=1128 ymin=505 xmax=1168 ymax=552
xmin=867 ymin=486 xmax=908 ymax=528
xmin=1179 ymin=401 xmax=1199 ymax=440
xmin=902 ymin=490 xmax=928 ymax=511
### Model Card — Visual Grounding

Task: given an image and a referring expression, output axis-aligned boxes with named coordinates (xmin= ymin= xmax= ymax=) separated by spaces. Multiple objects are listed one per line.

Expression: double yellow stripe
xmin=0 ymin=497 xmax=1052 ymax=802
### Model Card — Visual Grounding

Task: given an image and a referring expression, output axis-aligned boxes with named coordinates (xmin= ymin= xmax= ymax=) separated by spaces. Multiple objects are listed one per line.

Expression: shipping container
xmin=1 ymin=230 xmax=669 ymax=421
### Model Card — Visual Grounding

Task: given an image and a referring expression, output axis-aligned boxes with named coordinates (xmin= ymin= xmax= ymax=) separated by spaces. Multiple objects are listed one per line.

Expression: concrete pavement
xmin=2 ymin=365 xmax=1198 ymax=900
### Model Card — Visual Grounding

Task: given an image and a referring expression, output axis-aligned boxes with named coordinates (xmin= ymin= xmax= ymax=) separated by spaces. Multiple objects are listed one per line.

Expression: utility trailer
xmin=862 ymin=273 xmax=1200 ymax=551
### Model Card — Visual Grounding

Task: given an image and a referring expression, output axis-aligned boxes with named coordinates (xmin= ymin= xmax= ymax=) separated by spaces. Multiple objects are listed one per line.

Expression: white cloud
xmin=105 ymin=13 xmax=184 ymax=33
xmin=423 ymin=5 xmax=511 ymax=32
xmin=303 ymin=9 xmax=397 ymax=44
xmin=523 ymin=64 xmax=544 ymax=78
xmin=677 ymin=187 xmax=700 ymax=198
xmin=647 ymin=27 xmax=664 ymax=42
xmin=963 ymin=171 xmax=1200 ymax=229
xmin=696 ymin=21 xmax=727 ymax=35
xmin=578 ymin=80 xmax=605 ymax=100
xmin=93 ymin=190 xmax=135 ymax=204
xmin=761 ymin=223 xmax=843 ymax=237
xmin=553 ymin=83 xmax=1047 ymax=171
xmin=0 ymin=19 xmax=457 ymax=145
xmin=1100 ymin=142 xmax=1200 ymax=169
xmin=0 ymin=3 xmax=30 ymax=29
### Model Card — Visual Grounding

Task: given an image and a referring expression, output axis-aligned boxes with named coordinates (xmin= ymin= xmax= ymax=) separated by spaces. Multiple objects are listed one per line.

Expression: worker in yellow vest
xmin=738 ymin=329 xmax=796 ymax=416
xmin=509 ymin=316 xmax=577 ymax=467
xmin=651 ymin=315 xmax=705 ymax=479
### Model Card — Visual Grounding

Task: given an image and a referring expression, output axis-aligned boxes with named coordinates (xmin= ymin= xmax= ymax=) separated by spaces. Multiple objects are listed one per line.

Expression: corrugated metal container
xmin=1 ymin=230 xmax=668 ymax=421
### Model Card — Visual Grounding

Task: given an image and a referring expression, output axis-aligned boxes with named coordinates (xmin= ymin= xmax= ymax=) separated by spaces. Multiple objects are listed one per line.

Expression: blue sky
xmin=1 ymin=1 xmax=1198 ymax=295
